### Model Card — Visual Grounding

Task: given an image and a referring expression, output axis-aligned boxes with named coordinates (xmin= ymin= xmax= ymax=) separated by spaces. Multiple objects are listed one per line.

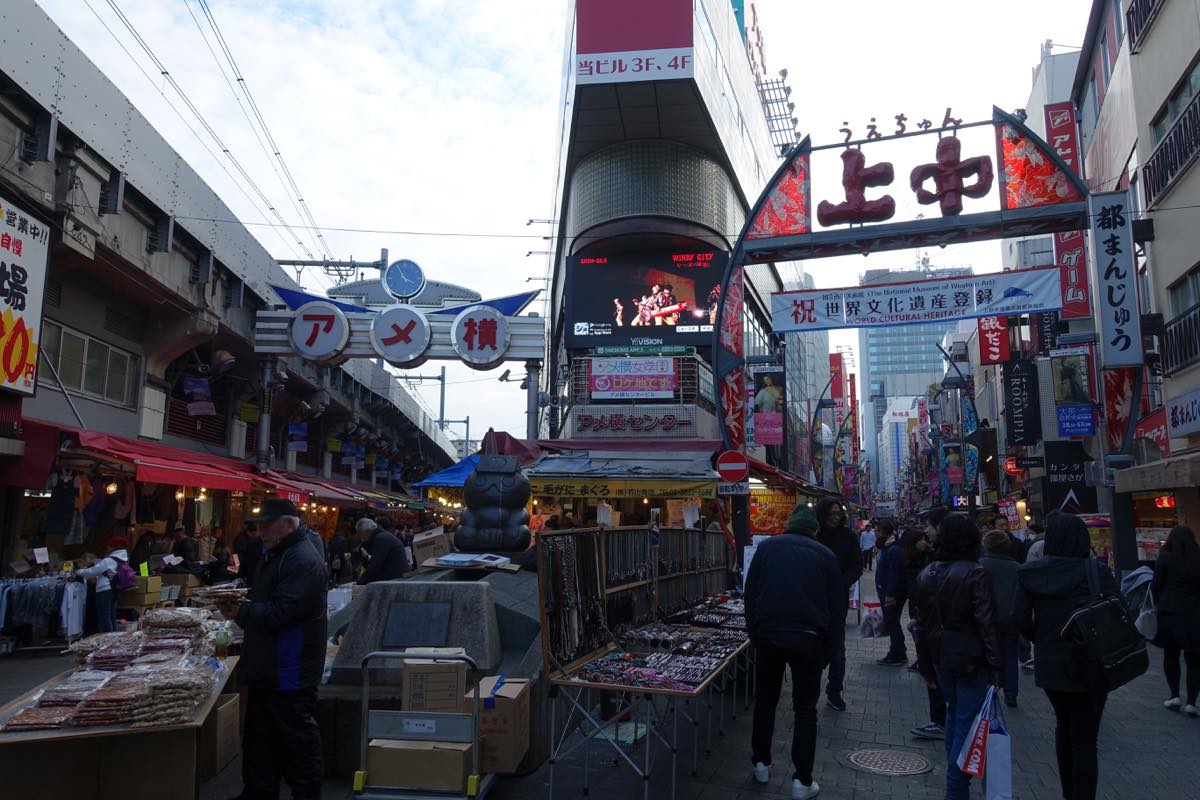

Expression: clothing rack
xmin=0 ymin=574 xmax=79 ymax=650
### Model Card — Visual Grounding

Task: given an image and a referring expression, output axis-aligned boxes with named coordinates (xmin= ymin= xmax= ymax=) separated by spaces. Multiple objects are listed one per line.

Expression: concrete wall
xmin=1131 ymin=1 xmax=1200 ymax=403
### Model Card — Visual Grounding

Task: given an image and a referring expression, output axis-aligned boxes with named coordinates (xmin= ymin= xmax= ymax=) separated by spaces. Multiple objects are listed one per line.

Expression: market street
xmin=190 ymin=587 xmax=1195 ymax=799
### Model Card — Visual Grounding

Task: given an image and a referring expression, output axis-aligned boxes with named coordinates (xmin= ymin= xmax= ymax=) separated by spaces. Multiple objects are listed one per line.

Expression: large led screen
xmin=565 ymin=240 xmax=729 ymax=349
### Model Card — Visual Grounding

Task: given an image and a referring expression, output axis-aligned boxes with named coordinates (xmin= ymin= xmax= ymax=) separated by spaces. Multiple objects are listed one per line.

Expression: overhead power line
xmin=97 ymin=0 xmax=317 ymax=258
xmin=180 ymin=0 xmax=323 ymax=258
xmin=193 ymin=0 xmax=333 ymax=258
xmin=80 ymin=0 xmax=303 ymax=259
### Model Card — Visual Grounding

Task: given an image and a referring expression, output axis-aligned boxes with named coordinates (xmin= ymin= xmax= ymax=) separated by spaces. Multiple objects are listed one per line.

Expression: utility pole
xmin=276 ymin=248 xmax=389 ymax=286
xmin=442 ymin=417 xmax=471 ymax=459
xmin=403 ymin=367 xmax=447 ymax=429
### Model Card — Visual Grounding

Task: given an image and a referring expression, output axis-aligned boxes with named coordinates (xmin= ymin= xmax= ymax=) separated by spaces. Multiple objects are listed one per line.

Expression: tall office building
xmin=859 ymin=264 xmax=972 ymax=486
xmin=784 ymin=272 xmax=831 ymax=476
xmin=876 ymin=397 xmax=918 ymax=497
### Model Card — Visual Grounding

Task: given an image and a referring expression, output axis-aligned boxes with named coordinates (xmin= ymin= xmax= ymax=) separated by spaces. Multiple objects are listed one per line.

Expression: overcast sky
xmin=41 ymin=0 xmax=1094 ymax=436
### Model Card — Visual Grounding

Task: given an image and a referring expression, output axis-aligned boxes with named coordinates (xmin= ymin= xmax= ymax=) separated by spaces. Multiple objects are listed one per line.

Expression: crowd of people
xmin=746 ymin=500 xmax=1193 ymax=800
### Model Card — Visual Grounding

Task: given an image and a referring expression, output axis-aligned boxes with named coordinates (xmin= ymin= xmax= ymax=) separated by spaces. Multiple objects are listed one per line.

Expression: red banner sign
xmin=977 ymin=316 xmax=1010 ymax=364
xmin=1135 ymin=408 xmax=1170 ymax=455
xmin=1044 ymin=102 xmax=1091 ymax=319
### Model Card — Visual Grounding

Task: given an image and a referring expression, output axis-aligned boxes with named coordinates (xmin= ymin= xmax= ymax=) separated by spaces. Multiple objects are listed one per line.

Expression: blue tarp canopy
xmin=413 ymin=454 xmax=479 ymax=488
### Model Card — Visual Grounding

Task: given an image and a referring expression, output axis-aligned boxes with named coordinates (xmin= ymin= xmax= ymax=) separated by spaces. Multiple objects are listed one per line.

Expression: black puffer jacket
xmin=236 ymin=528 xmax=328 ymax=691
xmin=358 ymin=530 xmax=410 ymax=584
xmin=1152 ymin=551 xmax=1200 ymax=616
xmin=745 ymin=532 xmax=844 ymax=660
xmin=913 ymin=559 xmax=1003 ymax=676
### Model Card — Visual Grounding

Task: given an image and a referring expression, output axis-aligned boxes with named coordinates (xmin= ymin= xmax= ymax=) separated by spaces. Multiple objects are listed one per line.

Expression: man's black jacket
xmin=236 ymin=527 xmax=328 ymax=691
xmin=357 ymin=530 xmax=410 ymax=584
xmin=745 ymin=532 xmax=843 ymax=660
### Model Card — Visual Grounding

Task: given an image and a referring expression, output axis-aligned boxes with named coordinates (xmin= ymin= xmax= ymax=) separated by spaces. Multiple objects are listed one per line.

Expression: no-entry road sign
xmin=716 ymin=450 xmax=750 ymax=483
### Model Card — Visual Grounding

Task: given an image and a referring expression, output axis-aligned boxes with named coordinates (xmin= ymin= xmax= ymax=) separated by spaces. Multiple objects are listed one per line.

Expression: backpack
xmin=1060 ymin=557 xmax=1148 ymax=692
xmin=111 ymin=560 xmax=138 ymax=593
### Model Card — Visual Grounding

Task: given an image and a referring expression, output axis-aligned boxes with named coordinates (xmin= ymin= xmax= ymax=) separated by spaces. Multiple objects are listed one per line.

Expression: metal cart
xmin=353 ymin=651 xmax=496 ymax=800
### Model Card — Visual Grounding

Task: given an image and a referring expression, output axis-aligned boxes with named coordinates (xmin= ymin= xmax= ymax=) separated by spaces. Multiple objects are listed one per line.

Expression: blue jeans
xmin=94 ymin=589 xmax=116 ymax=633
xmin=935 ymin=666 xmax=991 ymax=800
xmin=1002 ymin=633 xmax=1020 ymax=700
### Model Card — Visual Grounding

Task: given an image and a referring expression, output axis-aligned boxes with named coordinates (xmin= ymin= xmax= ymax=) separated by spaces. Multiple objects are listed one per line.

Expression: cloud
xmin=38 ymin=0 xmax=1094 ymax=437
xmin=42 ymin=0 xmax=566 ymax=435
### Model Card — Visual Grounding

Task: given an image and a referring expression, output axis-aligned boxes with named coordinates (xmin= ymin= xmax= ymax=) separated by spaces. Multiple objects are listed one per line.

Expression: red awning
xmin=74 ymin=430 xmax=256 ymax=492
xmin=749 ymin=458 xmax=834 ymax=497
xmin=0 ymin=418 xmax=79 ymax=489
xmin=266 ymin=470 xmax=365 ymax=507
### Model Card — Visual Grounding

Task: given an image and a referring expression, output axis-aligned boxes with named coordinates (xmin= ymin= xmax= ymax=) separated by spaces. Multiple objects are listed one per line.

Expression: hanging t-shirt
xmin=61 ymin=581 xmax=86 ymax=639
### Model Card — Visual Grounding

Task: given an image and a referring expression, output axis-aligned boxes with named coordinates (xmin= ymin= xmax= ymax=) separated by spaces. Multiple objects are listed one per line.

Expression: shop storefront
xmin=526 ymin=451 xmax=720 ymax=531
xmin=1114 ymin=452 xmax=1197 ymax=564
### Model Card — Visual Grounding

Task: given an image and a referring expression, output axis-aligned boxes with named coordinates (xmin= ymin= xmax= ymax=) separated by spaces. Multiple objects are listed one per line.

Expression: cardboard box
xmin=198 ymin=693 xmax=240 ymax=781
xmin=463 ymin=676 xmax=531 ymax=774
xmin=412 ymin=530 xmax=450 ymax=566
xmin=118 ymin=590 xmax=154 ymax=607
xmin=161 ymin=573 xmax=203 ymax=588
xmin=403 ymin=647 xmax=468 ymax=712
xmin=366 ymin=739 xmax=473 ymax=792
xmin=136 ymin=575 xmax=162 ymax=594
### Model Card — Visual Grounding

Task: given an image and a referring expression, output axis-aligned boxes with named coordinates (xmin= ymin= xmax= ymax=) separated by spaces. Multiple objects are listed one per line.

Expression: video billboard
xmin=566 ymin=242 xmax=729 ymax=349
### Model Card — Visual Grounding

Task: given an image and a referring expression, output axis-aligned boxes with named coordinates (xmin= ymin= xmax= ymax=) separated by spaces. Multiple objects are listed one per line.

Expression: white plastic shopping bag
xmin=956 ymin=685 xmax=996 ymax=778
xmin=859 ymin=607 xmax=883 ymax=638
xmin=983 ymin=701 xmax=1013 ymax=800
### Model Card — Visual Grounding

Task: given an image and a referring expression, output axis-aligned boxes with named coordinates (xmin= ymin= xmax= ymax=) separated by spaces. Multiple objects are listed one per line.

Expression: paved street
xmin=2 ymin=583 xmax=1192 ymax=800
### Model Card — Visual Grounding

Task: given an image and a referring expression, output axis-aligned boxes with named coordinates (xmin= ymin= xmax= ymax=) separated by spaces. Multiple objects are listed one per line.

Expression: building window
xmin=1151 ymin=59 xmax=1200 ymax=145
xmin=1080 ymin=68 xmax=1100 ymax=147
xmin=1168 ymin=267 xmax=1200 ymax=317
xmin=1099 ymin=31 xmax=1111 ymax=83
xmin=39 ymin=320 xmax=140 ymax=406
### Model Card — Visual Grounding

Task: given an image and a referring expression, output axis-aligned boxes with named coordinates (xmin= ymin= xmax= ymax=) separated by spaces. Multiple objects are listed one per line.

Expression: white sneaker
xmin=1165 ymin=696 xmax=1182 ymax=710
xmin=753 ymin=762 xmax=769 ymax=784
xmin=1185 ymin=704 xmax=1198 ymax=717
xmin=792 ymin=778 xmax=820 ymax=799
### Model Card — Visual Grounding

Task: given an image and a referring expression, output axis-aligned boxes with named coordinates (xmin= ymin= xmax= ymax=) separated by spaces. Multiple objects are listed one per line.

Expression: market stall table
xmin=546 ymin=633 xmax=749 ymax=800
xmin=0 ymin=656 xmax=239 ymax=799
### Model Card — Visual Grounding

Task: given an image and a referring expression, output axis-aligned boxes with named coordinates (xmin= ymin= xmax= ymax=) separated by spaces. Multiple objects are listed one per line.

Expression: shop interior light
xmin=104 ymin=481 xmax=119 ymax=495
xmin=251 ymin=506 xmax=261 ymax=514
xmin=1023 ymin=514 xmax=1032 ymax=521
xmin=643 ymin=498 xmax=649 ymax=504
xmin=175 ymin=490 xmax=185 ymax=501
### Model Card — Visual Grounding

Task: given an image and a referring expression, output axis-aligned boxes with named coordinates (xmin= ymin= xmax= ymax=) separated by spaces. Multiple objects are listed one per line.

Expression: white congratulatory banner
xmin=770 ymin=267 xmax=1064 ymax=333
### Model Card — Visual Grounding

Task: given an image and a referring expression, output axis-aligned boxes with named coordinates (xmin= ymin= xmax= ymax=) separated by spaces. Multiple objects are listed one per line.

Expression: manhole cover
xmin=846 ymin=749 xmax=931 ymax=776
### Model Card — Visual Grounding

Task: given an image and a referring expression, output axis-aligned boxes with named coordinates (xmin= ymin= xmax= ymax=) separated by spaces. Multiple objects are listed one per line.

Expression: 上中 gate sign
xmin=452 ymin=305 xmax=511 ymax=370
xmin=1088 ymin=191 xmax=1142 ymax=367
xmin=370 ymin=304 xmax=431 ymax=367
xmin=0 ymin=195 xmax=49 ymax=396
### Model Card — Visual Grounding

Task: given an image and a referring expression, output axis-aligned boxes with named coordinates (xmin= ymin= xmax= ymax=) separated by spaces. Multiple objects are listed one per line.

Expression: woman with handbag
xmin=913 ymin=513 xmax=1003 ymax=800
xmin=1152 ymin=525 xmax=1200 ymax=716
xmin=1014 ymin=511 xmax=1121 ymax=800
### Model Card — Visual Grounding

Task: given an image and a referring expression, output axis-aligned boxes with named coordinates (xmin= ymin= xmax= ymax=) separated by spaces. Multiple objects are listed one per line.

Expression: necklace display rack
xmin=536 ymin=525 xmax=745 ymax=800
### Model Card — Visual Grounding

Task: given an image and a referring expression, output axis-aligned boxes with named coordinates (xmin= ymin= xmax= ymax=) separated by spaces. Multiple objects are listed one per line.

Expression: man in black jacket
xmin=217 ymin=499 xmax=327 ymax=800
xmin=356 ymin=518 xmax=410 ymax=584
xmin=816 ymin=496 xmax=863 ymax=711
xmin=745 ymin=506 xmax=842 ymax=800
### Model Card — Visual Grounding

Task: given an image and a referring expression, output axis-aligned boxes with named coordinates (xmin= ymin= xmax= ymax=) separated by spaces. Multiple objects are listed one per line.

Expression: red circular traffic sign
xmin=716 ymin=450 xmax=750 ymax=483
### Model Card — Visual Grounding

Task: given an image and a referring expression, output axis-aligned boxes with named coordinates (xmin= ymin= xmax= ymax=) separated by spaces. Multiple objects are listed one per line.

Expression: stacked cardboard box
xmin=366 ymin=740 xmax=474 ymax=792
xmin=463 ymin=676 xmax=531 ymax=774
xmin=402 ymin=647 xmax=468 ymax=712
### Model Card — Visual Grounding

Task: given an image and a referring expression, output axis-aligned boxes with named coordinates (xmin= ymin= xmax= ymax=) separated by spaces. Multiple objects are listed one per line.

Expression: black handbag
xmin=1060 ymin=557 xmax=1149 ymax=692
